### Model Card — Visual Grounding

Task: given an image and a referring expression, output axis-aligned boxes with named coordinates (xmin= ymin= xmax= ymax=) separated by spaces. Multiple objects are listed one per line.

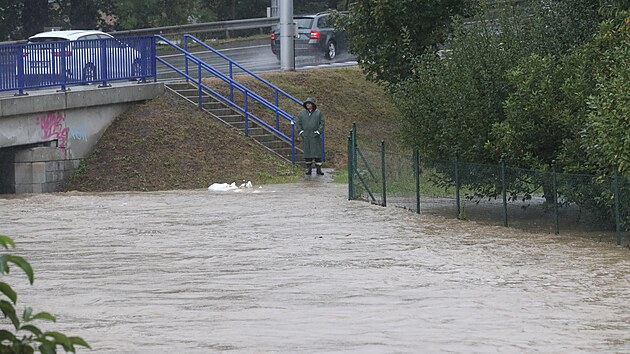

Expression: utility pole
xmin=279 ymin=0 xmax=295 ymax=71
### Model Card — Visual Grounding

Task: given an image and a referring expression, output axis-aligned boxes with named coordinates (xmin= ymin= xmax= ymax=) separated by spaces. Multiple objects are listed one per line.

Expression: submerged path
xmin=1 ymin=179 xmax=629 ymax=353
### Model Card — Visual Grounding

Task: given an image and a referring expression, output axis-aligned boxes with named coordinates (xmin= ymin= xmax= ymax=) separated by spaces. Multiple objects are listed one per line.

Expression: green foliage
xmin=391 ymin=0 xmax=629 ymax=218
xmin=342 ymin=0 xmax=477 ymax=86
xmin=0 ymin=235 xmax=90 ymax=354
xmin=394 ymin=0 xmax=619 ymax=163
xmin=111 ymin=0 xmax=212 ymax=29
xmin=582 ymin=13 xmax=630 ymax=174
xmin=0 ymin=0 xmax=23 ymax=41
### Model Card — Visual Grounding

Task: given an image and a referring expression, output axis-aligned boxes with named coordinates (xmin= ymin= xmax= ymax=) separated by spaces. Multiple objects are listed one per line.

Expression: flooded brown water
xmin=1 ymin=180 xmax=629 ymax=353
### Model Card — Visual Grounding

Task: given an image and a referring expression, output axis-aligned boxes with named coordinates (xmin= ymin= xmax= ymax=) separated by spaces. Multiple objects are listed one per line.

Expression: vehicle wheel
xmin=325 ymin=40 xmax=337 ymax=60
xmin=275 ymin=51 xmax=281 ymax=61
xmin=82 ymin=63 xmax=96 ymax=82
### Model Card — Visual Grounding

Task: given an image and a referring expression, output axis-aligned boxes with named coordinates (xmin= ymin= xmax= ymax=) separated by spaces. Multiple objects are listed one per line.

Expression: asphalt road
xmin=155 ymin=40 xmax=358 ymax=81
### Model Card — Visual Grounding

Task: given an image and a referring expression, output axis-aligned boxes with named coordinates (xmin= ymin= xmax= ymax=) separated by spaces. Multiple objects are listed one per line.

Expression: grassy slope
xmin=64 ymin=67 xmax=400 ymax=192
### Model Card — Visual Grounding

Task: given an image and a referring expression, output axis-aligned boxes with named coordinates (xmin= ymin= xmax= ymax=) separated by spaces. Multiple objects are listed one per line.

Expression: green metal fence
xmin=347 ymin=124 xmax=630 ymax=246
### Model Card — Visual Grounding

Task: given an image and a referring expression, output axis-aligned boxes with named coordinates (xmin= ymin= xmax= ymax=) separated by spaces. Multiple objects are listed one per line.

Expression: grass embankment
xmin=64 ymin=67 xmax=401 ymax=192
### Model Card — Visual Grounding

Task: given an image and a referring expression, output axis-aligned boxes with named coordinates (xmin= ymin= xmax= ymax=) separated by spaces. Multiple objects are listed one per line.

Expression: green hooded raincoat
xmin=296 ymin=97 xmax=325 ymax=159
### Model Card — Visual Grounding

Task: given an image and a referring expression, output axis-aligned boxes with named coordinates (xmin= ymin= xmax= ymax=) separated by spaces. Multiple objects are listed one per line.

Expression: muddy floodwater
xmin=1 ymin=181 xmax=629 ymax=353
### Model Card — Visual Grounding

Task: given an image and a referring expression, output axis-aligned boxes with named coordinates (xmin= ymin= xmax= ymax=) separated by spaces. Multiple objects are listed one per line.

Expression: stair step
xmin=260 ymin=140 xmax=290 ymax=149
xmin=246 ymin=127 xmax=267 ymax=136
xmin=168 ymin=82 xmax=296 ymax=164
xmin=218 ymin=114 xmax=245 ymax=124
xmin=207 ymin=108 xmax=234 ymax=116
xmin=175 ymin=88 xmax=201 ymax=94
xmin=237 ymin=125 xmax=263 ymax=134
xmin=249 ymin=134 xmax=276 ymax=142
xmin=182 ymin=94 xmax=211 ymax=101
xmin=165 ymin=82 xmax=194 ymax=90
xmin=202 ymin=101 xmax=224 ymax=109
xmin=232 ymin=121 xmax=258 ymax=129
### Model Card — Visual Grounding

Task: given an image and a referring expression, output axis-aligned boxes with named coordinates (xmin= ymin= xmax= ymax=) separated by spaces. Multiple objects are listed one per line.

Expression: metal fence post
xmin=184 ymin=35 xmax=189 ymax=81
xmin=552 ymin=160 xmax=559 ymax=235
xmin=244 ymin=91 xmax=249 ymax=136
xmin=151 ymin=38 xmax=157 ymax=82
xmin=352 ymin=123 xmax=357 ymax=168
xmin=197 ymin=65 xmax=203 ymax=110
xmin=414 ymin=147 xmax=420 ymax=214
xmin=381 ymin=140 xmax=387 ymax=207
xmin=98 ymin=40 xmax=110 ymax=88
xmin=229 ymin=62 xmax=234 ymax=102
xmin=348 ymin=134 xmax=353 ymax=200
xmin=58 ymin=42 xmax=68 ymax=92
xmin=501 ymin=154 xmax=508 ymax=227
xmin=614 ymin=163 xmax=622 ymax=245
xmin=352 ymin=123 xmax=358 ymax=198
xmin=455 ymin=153 xmax=461 ymax=219
xmin=16 ymin=46 xmax=27 ymax=96
xmin=275 ymin=90 xmax=280 ymax=130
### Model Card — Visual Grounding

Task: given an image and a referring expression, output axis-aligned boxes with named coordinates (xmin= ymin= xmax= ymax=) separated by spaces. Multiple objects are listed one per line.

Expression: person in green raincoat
xmin=296 ymin=97 xmax=325 ymax=175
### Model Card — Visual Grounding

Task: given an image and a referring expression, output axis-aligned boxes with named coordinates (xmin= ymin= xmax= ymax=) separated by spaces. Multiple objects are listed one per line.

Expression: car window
xmin=78 ymin=34 xmax=101 ymax=41
xmin=27 ymin=37 xmax=68 ymax=43
xmin=294 ymin=17 xmax=314 ymax=29
xmin=317 ymin=16 xmax=330 ymax=28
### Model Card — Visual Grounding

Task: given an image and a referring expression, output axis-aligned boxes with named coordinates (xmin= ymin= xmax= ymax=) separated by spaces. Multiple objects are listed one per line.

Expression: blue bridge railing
xmin=0 ymin=35 xmax=155 ymax=95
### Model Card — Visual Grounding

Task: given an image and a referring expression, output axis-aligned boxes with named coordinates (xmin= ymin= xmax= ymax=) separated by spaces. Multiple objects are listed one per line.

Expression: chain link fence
xmin=348 ymin=123 xmax=630 ymax=246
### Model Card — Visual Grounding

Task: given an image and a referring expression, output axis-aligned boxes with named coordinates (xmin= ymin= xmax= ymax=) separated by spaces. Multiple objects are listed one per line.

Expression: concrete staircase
xmin=165 ymin=81 xmax=300 ymax=163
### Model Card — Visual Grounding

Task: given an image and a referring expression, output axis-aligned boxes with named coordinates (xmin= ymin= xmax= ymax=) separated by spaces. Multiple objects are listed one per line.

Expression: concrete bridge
xmin=0 ymin=83 xmax=164 ymax=194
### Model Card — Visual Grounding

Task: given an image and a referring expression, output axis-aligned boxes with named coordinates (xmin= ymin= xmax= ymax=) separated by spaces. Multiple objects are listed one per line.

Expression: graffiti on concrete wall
xmin=69 ymin=122 xmax=89 ymax=142
xmin=37 ymin=111 xmax=69 ymax=149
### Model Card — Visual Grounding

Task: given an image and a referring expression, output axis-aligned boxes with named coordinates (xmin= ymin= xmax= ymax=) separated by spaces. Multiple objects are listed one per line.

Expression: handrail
xmin=155 ymin=35 xmax=296 ymax=162
xmin=181 ymin=34 xmax=325 ymax=162
xmin=184 ymin=34 xmax=302 ymax=107
xmin=157 ymin=36 xmax=294 ymax=122
xmin=157 ymin=55 xmax=292 ymax=142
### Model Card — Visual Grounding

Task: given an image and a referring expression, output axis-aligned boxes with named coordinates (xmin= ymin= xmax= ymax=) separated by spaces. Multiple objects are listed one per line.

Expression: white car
xmin=22 ymin=30 xmax=143 ymax=84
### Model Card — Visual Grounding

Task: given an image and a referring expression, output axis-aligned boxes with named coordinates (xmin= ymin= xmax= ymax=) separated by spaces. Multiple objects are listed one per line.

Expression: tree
xmin=47 ymin=0 xmax=103 ymax=30
xmin=0 ymin=0 xmax=22 ymax=40
xmin=110 ymin=0 xmax=211 ymax=30
xmin=582 ymin=12 xmax=630 ymax=174
xmin=22 ymin=0 xmax=49 ymax=38
xmin=342 ymin=0 xmax=477 ymax=86
xmin=70 ymin=0 xmax=101 ymax=29
xmin=204 ymin=0 xmax=268 ymax=20
xmin=391 ymin=0 xmax=627 ymax=211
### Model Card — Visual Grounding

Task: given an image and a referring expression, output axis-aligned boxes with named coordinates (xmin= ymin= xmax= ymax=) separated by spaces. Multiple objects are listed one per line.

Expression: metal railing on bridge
xmin=0 ymin=36 xmax=155 ymax=95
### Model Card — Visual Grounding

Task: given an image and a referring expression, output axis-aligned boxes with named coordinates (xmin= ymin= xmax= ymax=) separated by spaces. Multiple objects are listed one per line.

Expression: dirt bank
xmin=64 ymin=67 xmax=400 ymax=192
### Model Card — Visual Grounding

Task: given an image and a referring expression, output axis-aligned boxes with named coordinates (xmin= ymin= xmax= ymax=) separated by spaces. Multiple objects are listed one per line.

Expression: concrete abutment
xmin=0 ymin=82 xmax=165 ymax=194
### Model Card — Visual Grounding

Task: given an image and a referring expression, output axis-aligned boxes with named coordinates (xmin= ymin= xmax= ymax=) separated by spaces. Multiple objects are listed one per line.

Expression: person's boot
xmin=316 ymin=164 xmax=324 ymax=175
xmin=305 ymin=163 xmax=313 ymax=175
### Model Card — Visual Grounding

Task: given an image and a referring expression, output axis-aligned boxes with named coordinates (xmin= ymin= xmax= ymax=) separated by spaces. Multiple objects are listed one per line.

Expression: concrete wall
xmin=0 ymin=82 xmax=165 ymax=194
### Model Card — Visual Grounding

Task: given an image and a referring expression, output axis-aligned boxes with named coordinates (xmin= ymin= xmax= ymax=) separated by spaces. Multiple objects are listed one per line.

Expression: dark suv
xmin=270 ymin=12 xmax=347 ymax=60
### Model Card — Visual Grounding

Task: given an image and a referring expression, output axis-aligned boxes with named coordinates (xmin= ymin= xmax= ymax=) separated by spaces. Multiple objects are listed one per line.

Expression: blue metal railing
xmin=182 ymin=34 xmax=324 ymax=161
xmin=0 ymin=36 xmax=155 ymax=95
xmin=156 ymin=35 xmax=298 ymax=162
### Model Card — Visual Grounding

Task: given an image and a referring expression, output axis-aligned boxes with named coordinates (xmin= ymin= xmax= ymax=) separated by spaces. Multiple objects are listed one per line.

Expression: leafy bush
xmin=0 ymin=235 xmax=90 ymax=353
